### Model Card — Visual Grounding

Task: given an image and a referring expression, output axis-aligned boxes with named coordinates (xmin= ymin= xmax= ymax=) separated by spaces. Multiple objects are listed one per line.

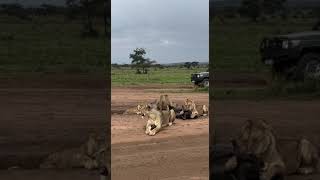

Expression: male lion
xmin=145 ymin=109 xmax=176 ymax=136
xmin=40 ymin=133 xmax=105 ymax=170
xmin=233 ymin=119 xmax=285 ymax=180
xmin=234 ymin=119 xmax=320 ymax=180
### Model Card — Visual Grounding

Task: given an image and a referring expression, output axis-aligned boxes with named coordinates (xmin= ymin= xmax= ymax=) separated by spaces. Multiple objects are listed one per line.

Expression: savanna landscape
xmin=211 ymin=0 xmax=320 ymax=179
xmin=111 ymin=61 xmax=209 ymax=179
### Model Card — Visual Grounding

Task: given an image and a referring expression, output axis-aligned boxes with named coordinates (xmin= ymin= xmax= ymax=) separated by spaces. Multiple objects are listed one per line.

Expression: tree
xmin=262 ymin=0 xmax=287 ymax=16
xmin=65 ymin=0 xmax=104 ymax=37
xmin=0 ymin=3 xmax=30 ymax=20
xmin=191 ymin=61 xmax=199 ymax=68
xmin=184 ymin=62 xmax=192 ymax=69
xmin=129 ymin=48 xmax=156 ymax=74
xmin=65 ymin=0 xmax=81 ymax=19
xmin=239 ymin=0 xmax=262 ymax=22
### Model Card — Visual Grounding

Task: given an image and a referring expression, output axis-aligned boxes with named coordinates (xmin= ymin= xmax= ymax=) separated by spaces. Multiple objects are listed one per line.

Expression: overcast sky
xmin=112 ymin=0 xmax=208 ymax=64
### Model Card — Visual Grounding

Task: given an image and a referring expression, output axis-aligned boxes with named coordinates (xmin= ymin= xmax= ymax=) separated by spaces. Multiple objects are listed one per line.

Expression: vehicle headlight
xmin=282 ymin=40 xmax=289 ymax=49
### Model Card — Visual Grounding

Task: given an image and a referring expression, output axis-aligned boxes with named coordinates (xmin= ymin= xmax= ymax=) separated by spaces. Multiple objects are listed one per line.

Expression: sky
xmin=112 ymin=0 xmax=209 ymax=64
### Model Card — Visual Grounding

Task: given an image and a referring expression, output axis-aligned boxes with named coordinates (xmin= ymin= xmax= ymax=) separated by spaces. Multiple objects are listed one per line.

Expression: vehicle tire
xmin=295 ymin=53 xmax=320 ymax=80
xmin=202 ymin=79 xmax=209 ymax=87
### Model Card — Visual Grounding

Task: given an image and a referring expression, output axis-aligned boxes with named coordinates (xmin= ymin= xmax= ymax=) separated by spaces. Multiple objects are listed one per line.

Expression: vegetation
xmin=0 ymin=1 xmax=110 ymax=74
xmin=211 ymin=80 xmax=320 ymax=100
xmin=211 ymin=3 xmax=320 ymax=99
xmin=211 ymin=18 xmax=316 ymax=73
xmin=129 ymin=48 xmax=156 ymax=74
xmin=112 ymin=66 xmax=208 ymax=86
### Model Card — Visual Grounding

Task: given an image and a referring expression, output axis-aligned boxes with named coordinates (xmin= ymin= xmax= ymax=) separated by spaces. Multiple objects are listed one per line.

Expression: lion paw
xmin=149 ymin=131 xmax=156 ymax=136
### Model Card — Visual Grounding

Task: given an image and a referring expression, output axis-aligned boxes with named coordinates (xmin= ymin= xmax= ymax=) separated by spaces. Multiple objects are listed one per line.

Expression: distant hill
xmin=163 ymin=62 xmax=209 ymax=66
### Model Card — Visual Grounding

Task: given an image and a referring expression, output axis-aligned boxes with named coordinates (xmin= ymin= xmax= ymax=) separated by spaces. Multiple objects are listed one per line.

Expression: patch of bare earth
xmin=111 ymin=87 xmax=209 ymax=180
xmin=0 ymin=76 xmax=107 ymax=179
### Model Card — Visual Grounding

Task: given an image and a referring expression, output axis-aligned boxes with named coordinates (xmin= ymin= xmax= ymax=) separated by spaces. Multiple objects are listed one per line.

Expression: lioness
xmin=145 ymin=109 xmax=176 ymax=136
xmin=156 ymin=94 xmax=173 ymax=111
xmin=40 ymin=133 xmax=105 ymax=170
xmin=234 ymin=119 xmax=320 ymax=180
xmin=123 ymin=104 xmax=149 ymax=115
xmin=182 ymin=98 xmax=208 ymax=119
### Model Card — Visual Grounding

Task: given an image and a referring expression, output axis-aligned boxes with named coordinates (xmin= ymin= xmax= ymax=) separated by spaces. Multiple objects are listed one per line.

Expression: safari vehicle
xmin=191 ymin=71 xmax=209 ymax=87
xmin=260 ymin=28 xmax=320 ymax=80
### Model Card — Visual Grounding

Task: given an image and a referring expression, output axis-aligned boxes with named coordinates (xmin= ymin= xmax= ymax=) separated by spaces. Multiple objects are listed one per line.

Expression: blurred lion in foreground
xmin=40 ymin=133 xmax=105 ymax=170
xmin=233 ymin=119 xmax=319 ymax=180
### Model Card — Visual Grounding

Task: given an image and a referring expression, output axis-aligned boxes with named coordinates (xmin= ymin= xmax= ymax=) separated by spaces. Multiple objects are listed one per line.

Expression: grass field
xmin=210 ymin=18 xmax=320 ymax=99
xmin=211 ymin=18 xmax=317 ymax=73
xmin=0 ymin=15 xmax=109 ymax=74
xmin=111 ymin=66 xmax=208 ymax=86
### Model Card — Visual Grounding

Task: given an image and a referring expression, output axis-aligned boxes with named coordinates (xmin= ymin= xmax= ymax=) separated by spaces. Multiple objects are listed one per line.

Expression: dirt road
xmin=0 ymin=76 xmax=107 ymax=179
xmin=111 ymin=87 xmax=209 ymax=180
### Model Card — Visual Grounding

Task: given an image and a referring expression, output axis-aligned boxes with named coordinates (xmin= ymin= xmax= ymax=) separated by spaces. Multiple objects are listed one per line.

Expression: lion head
xmin=183 ymin=98 xmax=199 ymax=118
xmin=137 ymin=103 xmax=157 ymax=118
xmin=234 ymin=119 xmax=277 ymax=159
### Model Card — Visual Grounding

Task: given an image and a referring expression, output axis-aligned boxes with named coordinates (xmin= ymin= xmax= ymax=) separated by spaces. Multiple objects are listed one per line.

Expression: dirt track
xmin=1 ymin=75 xmax=319 ymax=180
xmin=111 ymin=87 xmax=209 ymax=180
xmin=0 ymin=76 xmax=107 ymax=179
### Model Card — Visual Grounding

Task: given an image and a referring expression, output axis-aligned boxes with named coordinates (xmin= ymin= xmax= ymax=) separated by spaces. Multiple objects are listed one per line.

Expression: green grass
xmin=211 ymin=80 xmax=320 ymax=100
xmin=111 ymin=67 xmax=208 ymax=86
xmin=0 ymin=15 xmax=109 ymax=74
xmin=209 ymin=17 xmax=320 ymax=99
xmin=211 ymin=18 xmax=317 ymax=73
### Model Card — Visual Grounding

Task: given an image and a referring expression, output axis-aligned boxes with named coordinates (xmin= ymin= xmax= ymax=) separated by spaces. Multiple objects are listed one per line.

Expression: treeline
xmin=0 ymin=0 xmax=111 ymax=38
xmin=111 ymin=62 xmax=208 ymax=69
xmin=0 ymin=0 xmax=109 ymax=19
xmin=211 ymin=0 xmax=320 ymax=22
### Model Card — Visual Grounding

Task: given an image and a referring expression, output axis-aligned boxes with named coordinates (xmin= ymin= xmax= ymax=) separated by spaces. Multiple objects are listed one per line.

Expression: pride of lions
xmin=39 ymin=96 xmax=319 ymax=180
xmin=124 ymin=94 xmax=208 ymax=136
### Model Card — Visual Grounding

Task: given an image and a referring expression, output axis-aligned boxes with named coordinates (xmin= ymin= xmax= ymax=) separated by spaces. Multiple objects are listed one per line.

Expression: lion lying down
xmin=145 ymin=108 xmax=176 ymax=136
xmin=40 ymin=133 xmax=106 ymax=170
xmin=231 ymin=119 xmax=320 ymax=180
xmin=123 ymin=97 xmax=208 ymax=120
xmin=175 ymin=98 xmax=208 ymax=119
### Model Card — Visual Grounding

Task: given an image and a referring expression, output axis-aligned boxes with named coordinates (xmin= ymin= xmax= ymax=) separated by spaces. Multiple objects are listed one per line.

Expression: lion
xmin=181 ymin=98 xmax=208 ymax=119
xmin=145 ymin=108 xmax=176 ymax=136
xmin=40 ymin=133 xmax=105 ymax=170
xmin=123 ymin=103 xmax=150 ymax=115
xmin=296 ymin=137 xmax=320 ymax=174
xmin=233 ymin=119 xmax=320 ymax=180
xmin=156 ymin=94 xmax=174 ymax=111
xmin=183 ymin=98 xmax=199 ymax=119
xmin=196 ymin=104 xmax=208 ymax=116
